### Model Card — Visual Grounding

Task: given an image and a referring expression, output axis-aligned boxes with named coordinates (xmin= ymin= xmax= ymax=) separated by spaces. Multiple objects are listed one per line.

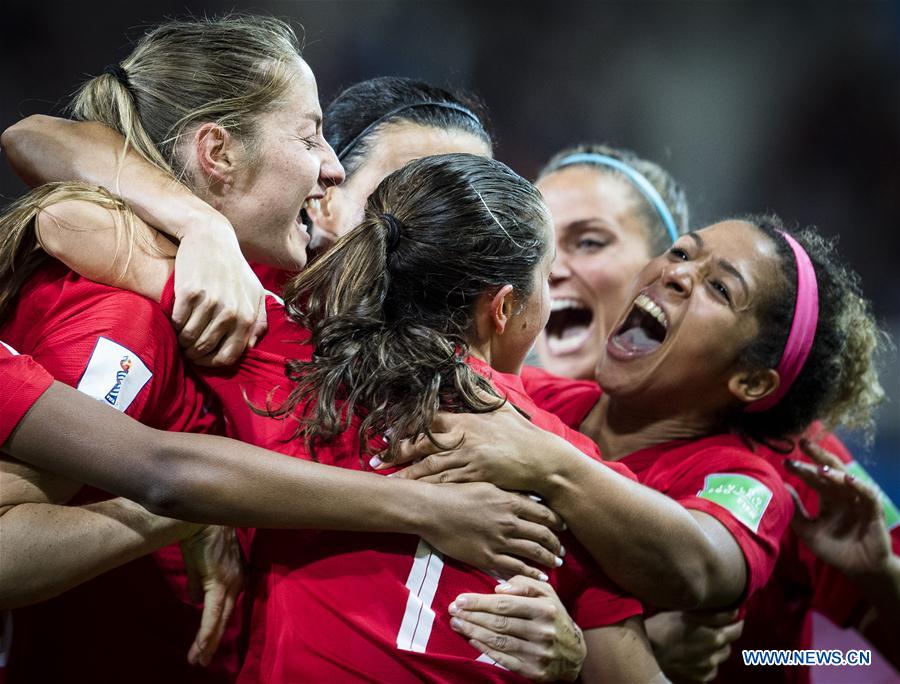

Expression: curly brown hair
xmin=731 ymin=215 xmax=889 ymax=445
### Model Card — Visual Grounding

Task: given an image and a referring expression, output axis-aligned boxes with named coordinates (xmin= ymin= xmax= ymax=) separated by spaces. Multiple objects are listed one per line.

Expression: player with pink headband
xmin=388 ymin=215 xmax=892 ymax=669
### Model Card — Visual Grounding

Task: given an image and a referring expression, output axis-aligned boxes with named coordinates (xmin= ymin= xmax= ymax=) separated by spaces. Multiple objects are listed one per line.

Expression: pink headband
xmin=746 ymin=231 xmax=819 ymax=413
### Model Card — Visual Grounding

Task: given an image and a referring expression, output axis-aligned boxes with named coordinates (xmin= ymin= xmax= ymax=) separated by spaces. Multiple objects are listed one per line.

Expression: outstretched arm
xmin=388 ymin=404 xmax=749 ymax=609
xmin=3 ymin=114 xmax=266 ymax=363
xmin=4 ymin=378 xmax=564 ymax=582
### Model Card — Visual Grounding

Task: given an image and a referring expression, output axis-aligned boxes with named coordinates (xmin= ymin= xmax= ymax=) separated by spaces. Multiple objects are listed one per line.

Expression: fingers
xmin=514 ymin=496 xmax=566 ymax=531
xmin=799 ymin=439 xmax=846 ymax=471
xmin=451 ymin=592 xmax=558 ymax=621
xmin=490 ymin=556 xmax=551 ymax=582
xmin=248 ymin=295 xmax=268 ymax=348
xmin=387 ymin=452 xmax=466 ymax=479
xmin=188 ymin=583 xmax=225 ymax=666
xmin=176 ymin=298 xmax=214 ymax=348
xmin=463 ymin=636 xmax=532 ymax=679
xmin=180 ymin=539 xmax=203 ymax=604
xmin=450 ymin=618 xmax=540 ymax=661
xmin=684 ymin=609 xmax=740 ymax=628
xmin=496 ymin=575 xmax=555 ymax=599
xmin=503 ymin=536 xmax=564 ymax=571
xmin=388 ymin=434 xmax=458 ymax=468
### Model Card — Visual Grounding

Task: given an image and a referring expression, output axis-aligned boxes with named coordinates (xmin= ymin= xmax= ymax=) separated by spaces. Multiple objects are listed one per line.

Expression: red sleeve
xmin=554 ymin=532 xmax=643 ymax=629
xmin=0 ymin=342 xmax=54 ymax=445
xmin=660 ymin=447 xmax=793 ymax=601
xmin=29 ymin=287 xmax=216 ymax=433
xmin=520 ymin=366 xmax=601 ymax=430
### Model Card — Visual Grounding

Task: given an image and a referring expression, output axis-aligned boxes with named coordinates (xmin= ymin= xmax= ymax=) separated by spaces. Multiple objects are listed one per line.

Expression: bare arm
xmin=3 ymin=380 xmax=564 ymax=581
xmin=4 ymin=115 xmax=265 ymax=363
xmin=580 ymin=618 xmax=668 ymax=683
xmin=0 ymin=455 xmax=196 ymax=609
xmin=390 ymin=404 xmax=747 ymax=609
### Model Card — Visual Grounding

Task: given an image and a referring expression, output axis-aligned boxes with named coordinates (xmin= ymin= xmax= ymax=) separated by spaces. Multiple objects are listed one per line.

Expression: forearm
xmin=2 ymin=115 xmax=220 ymax=241
xmin=537 ymin=440 xmax=739 ymax=609
xmin=6 ymin=382 xmax=427 ymax=536
xmin=0 ymin=497 xmax=192 ymax=609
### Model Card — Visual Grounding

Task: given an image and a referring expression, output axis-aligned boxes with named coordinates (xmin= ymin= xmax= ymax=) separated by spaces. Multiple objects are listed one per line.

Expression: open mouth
xmin=296 ymin=198 xmax=321 ymax=236
xmin=609 ymin=293 xmax=668 ymax=356
xmin=544 ymin=298 xmax=594 ymax=355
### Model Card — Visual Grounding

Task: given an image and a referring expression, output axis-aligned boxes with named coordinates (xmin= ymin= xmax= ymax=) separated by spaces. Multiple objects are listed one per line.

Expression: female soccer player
xmin=28 ymin=153 xmax=669 ymax=681
xmin=0 ymin=17 xmax=562 ymax=683
xmin=306 ymin=76 xmax=493 ymax=250
xmin=523 ymin=146 xmax=899 ymax=681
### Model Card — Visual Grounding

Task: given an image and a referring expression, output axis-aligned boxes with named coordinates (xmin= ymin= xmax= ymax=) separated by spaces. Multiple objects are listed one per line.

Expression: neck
xmin=580 ymin=393 xmax=722 ymax=461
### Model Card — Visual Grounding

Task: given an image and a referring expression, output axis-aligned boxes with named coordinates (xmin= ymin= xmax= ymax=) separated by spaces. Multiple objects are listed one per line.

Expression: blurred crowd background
xmin=1 ymin=1 xmax=897 ymax=503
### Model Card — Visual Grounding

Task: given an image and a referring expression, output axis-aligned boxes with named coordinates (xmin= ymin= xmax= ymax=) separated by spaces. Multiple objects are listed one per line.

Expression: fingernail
xmin=450 ymin=617 xmax=462 ymax=629
xmin=554 ymin=556 xmax=563 ymax=567
xmin=369 ymin=455 xmax=382 ymax=469
xmin=846 ymin=474 xmax=856 ymax=482
xmin=561 ymin=521 xmax=568 ymax=531
xmin=538 ymin=572 xmax=549 ymax=582
xmin=248 ymin=335 xmax=258 ymax=348
xmin=496 ymin=583 xmax=512 ymax=592
xmin=819 ymin=464 xmax=831 ymax=474
xmin=449 ymin=602 xmax=459 ymax=615
xmin=559 ymin=545 xmax=566 ymax=557
xmin=454 ymin=596 xmax=467 ymax=608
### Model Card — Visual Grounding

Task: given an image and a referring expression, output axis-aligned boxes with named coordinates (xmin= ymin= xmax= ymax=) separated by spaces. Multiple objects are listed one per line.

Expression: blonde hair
xmin=70 ymin=14 xmax=304 ymax=183
xmin=0 ymin=15 xmax=304 ymax=322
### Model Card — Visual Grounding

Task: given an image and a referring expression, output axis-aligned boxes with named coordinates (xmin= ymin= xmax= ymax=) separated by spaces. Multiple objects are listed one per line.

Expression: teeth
xmin=301 ymin=198 xmax=320 ymax=212
xmin=550 ymin=298 xmax=588 ymax=313
xmin=634 ymin=293 xmax=667 ymax=328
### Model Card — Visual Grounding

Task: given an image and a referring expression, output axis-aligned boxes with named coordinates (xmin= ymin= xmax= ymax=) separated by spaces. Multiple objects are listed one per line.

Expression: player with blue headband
xmin=534 ymin=143 xmax=690 ymax=380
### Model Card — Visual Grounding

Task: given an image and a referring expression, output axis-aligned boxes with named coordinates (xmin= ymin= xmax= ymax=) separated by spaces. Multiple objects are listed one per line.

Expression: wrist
xmin=853 ymin=551 xmax=900 ymax=587
xmin=170 ymin=202 xmax=235 ymax=244
xmin=110 ymin=497 xmax=198 ymax=541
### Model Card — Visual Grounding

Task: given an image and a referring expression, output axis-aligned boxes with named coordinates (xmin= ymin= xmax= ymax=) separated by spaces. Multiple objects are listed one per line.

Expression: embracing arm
xmin=5 ymin=115 xmax=265 ymax=363
xmin=0 ymin=455 xmax=196 ymax=609
xmin=4 ymin=379 xmax=563 ymax=581
xmin=391 ymin=408 xmax=747 ymax=609
xmin=581 ymin=618 xmax=668 ymax=683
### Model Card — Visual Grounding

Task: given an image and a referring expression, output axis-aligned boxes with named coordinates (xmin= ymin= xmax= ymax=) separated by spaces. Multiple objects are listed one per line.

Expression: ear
xmin=728 ymin=367 xmax=780 ymax=406
xmin=489 ymin=284 xmax=516 ymax=335
xmin=191 ymin=123 xmax=238 ymax=193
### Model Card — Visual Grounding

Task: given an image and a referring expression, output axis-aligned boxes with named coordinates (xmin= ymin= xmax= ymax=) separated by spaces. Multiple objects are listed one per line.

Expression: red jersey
xmin=521 ymin=366 xmax=793 ymax=603
xmin=0 ymin=341 xmax=53 ymax=445
xmin=0 ymin=261 xmax=237 ymax=684
xmin=160 ymin=279 xmax=644 ymax=682
xmin=718 ymin=425 xmax=900 ymax=684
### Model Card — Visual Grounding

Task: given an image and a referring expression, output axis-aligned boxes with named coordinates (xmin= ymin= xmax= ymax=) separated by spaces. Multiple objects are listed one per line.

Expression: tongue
xmin=547 ymin=324 xmax=591 ymax=355
xmin=615 ymin=326 xmax=662 ymax=353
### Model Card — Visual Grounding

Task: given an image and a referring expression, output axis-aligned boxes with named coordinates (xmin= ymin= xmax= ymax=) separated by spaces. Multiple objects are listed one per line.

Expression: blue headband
xmin=555 ymin=152 xmax=680 ymax=244
xmin=337 ymin=101 xmax=482 ymax=161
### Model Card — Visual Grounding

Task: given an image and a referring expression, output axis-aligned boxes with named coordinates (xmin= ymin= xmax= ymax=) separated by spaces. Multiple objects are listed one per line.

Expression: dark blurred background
xmin=1 ymin=0 xmax=897 ymax=499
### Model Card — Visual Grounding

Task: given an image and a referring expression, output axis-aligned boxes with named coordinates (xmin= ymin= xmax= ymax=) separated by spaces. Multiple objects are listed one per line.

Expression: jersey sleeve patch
xmin=76 ymin=337 xmax=153 ymax=412
xmin=845 ymin=461 xmax=899 ymax=530
xmin=697 ymin=473 xmax=773 ymax=533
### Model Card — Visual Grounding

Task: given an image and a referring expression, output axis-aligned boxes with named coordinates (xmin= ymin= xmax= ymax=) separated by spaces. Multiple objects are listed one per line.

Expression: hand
xmin=419 ymin=482 xmax=565 ymax=581
xmin=379 ymin=402 xmax=561 ymax=493
xmin=448 ymin=576 xmax=585 ymax=682
xmin=173 ymin=213 xmax=267 ymax=366
xmin=646 ymin=610 xmax=743 ymax=683
xmin=786 ymin=441 xmax=892 ymax=580
xmin=180 ymin=525 xmax=244 ymax=666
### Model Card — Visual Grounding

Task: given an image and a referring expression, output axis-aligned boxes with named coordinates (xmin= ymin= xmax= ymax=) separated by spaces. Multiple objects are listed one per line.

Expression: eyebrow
xmin=302 ymin=112 xmax=322 ymax=129
xmin=688 ymin=232 xmax=748 ymax=300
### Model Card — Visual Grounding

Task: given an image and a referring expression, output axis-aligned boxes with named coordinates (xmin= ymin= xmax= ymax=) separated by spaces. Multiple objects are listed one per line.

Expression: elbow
xmin=1 ymin=115 xmax=45 ymax=182
xmin=132 ymin=437 xmax=200 ymax=520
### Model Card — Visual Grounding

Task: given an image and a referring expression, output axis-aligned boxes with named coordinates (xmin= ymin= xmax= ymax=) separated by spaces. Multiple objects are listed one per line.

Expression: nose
xmin=320 ymin=141 xmax=345 ymax=188
xmin=661 ymin=260 xmax=694 ymax=297
xmin=549 ymin=251 xmax=572 ymax=286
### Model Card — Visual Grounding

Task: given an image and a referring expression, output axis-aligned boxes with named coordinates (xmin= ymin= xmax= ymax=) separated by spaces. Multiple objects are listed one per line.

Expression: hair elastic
xmin=556 ymin=152 xmax=680 ymax=244
xmin=381 ymin=213 xmax=403 ymax=252
xmin=103 ymin=63 xmax=131 ymax=91
xmin=337 ymin=101 xmax=481 ymax=161
xmin=746 ymin=231 xmax=819 ymax=413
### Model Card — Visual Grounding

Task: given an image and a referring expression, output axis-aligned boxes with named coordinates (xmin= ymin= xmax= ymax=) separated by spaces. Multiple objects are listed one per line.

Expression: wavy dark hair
xmin=324 ymin=76 xmax=493 ymax=179
xmin=730 ymin=215 xmax=888 ymax=446
xmin=274 ymin=153 xmax=549 ymax=458
xmin=538 ymin=142 xmax=689 ymax=256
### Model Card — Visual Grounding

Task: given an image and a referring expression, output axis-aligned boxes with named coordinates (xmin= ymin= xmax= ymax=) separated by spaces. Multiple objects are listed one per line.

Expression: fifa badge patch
xmin=77 ymin=337 xmax=152 ymax=412
xmin=697 ymin=473 xmax=773 ymax=533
